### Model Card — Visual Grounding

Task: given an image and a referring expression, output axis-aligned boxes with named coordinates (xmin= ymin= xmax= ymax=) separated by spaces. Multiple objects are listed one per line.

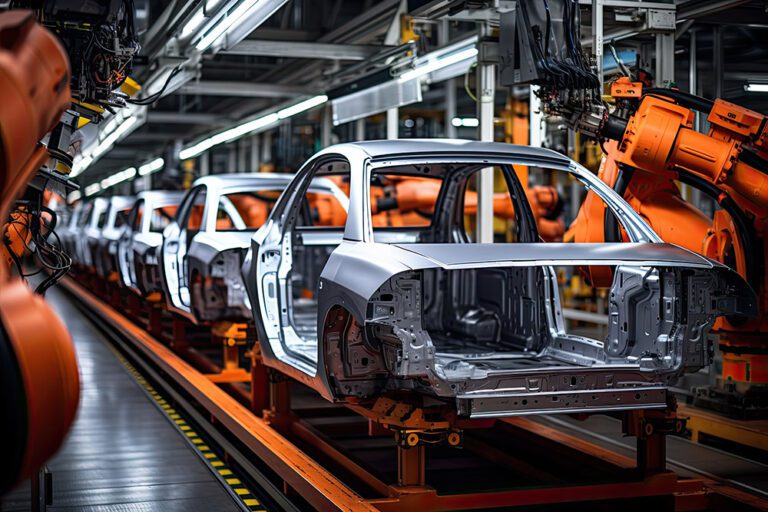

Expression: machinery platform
xmin=0 ymin=285 xmax=252 ymax=512
xmin=679 ymin=404 xmax=768 ymax=454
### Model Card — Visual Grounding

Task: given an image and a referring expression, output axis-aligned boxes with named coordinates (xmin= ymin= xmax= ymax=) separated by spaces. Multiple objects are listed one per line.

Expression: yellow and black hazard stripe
xmin=110 ymin=348 xmax=267 ymax=512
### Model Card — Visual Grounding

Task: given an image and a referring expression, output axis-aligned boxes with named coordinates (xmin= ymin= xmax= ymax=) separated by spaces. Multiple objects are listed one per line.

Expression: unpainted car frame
xmin=117 ymin=190 xmax=185 ymax=297
xmin=158 ymin=174 xmax=346 ymax=325
xmin=91 ymin=195 xmax=134 ymax=280
xmin=243 ymin=140 xmax=756 ymax=418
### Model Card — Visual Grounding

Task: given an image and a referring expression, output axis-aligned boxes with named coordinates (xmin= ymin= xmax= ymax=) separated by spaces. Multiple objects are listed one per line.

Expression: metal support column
xmin=686 ymin=30 xmax=699 ymax=205
xmin=397 ymin=445 xmax=426 ymax=487
xmin=227 ymin=143 xmax=237 ymax=173
xmin=441 ymin=18 xmax=457 ymax=139
xmin=476 ymin=26 xmax=495 ymax=244
xmin=592 ymin=0 xmax=604 ymax=92
xmin=199 ymin=151 xmax=210 ymax=176
xmin=445 ymin=79 xmax=457 ymax=138
xmin=261 ymin=132 xmax=272 ymax=166
xmin=713 ymin=26 xmax=723 ymax=98
xmin=386 ymin=108 xmax=398 ymax=140
xmin=689 ymin=30 xmax=698 ymax=129
xmin=237 ymin=138 xmax=247 ymax=173
xmin=355 ymin=118 xmax=366 ymax=141
xmin=529 ymin=85 xmax=544 ymax=148
xmin=655 ymin=32 xmax=675 ymax=86
xmin=321 ymin=103 xmax=333 ymax=148
xmin=250 ymin=134 xmax=260 ymax=172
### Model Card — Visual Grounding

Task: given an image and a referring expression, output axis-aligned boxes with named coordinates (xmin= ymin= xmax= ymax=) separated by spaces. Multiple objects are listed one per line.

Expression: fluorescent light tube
xmin=180 ymin=95 xmax=327 ymax=159
xmin=85 ymin=183 xmax=101 ymax=196
xmin=278 ymin=95 xmax=328 ymax=119
xmin=399 ymin=47 xmax=478 ymax=82
xmin=196 ymin=0 xmax=259 ymax=51
xmin=745 ymin=83 xmax=768 ymax=92
xmin=181 ymin=9 xmax=206 ymax=38
xmin=451 ymin=117 xmax=479 ymax=127
xmin=138 ymin=158 xmax=165 ymax=176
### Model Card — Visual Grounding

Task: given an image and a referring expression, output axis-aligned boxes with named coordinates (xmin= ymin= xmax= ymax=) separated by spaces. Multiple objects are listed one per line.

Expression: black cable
xmin=127 ymin=66 xmax=183 ymax=106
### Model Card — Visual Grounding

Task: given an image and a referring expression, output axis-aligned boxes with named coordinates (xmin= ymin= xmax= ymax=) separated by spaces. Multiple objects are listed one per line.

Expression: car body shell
xmin=117 ymin=190 xmax=185 ymax=296
xmin=77 ymin=197 xmax=109 ymax=270
xmin=91 ymin=195 xmax=134 ymax=280
xmin=58 ymin=201 xmax=86 ymax=264
xmin=242 ymin=140 xmax=757 ymax=417
xmin=158 ymin=174 xmax=346 ymax=324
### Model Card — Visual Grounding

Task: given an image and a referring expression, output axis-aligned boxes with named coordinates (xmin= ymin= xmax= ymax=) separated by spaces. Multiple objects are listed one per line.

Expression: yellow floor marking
xmin=108 ymin=335 xmax=268 ymax=510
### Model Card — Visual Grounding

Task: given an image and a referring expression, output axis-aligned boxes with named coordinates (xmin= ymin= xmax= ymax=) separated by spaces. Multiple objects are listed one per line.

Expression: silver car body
xmin=92 ymin=195 xmax=134 ymax=279
xmin=242 ymin=140 xmax=756 ymax=417
xmin=78 ymin=197 xmax=109 ymax=269
xmin=58 ymin=201 xmax=86 ymax=262
xmin=159 ymin=174 xmax=346 ymax=324
xmin=117 ymin=191 xmax=185 ymax=295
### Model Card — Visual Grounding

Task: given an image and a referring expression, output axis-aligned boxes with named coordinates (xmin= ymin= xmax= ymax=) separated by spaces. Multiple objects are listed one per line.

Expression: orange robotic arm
xmin=372 ymin=177 xmax=565 ymax=241
xmin=0 ymin=10 xmax=79 ymax=494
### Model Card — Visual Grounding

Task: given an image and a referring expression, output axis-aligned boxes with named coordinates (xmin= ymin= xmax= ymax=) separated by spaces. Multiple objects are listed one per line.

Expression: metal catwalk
xmin=0 ymin=284 xmax=242 ymax=512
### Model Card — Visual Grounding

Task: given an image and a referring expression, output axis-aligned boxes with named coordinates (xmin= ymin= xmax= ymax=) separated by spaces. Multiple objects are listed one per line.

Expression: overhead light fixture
xmin=195 ymin=0 xmax=288 ymax=52
xmin=399 ymin=46 xmax=478 ymax=82
xmin=179 ymin=95 xmax=327 ymax=160
xmin=100 ymin=167 xmax=137 ymax=190
xmin=138 ymin=157 xmax=165 ymax=176
xmin=451 ymin=117 xmax=479 ymax=127
xmin=745 ymin=83 xmax=768 ymax=93
xmin=196 ymin=0 xmax=258 ymax=51
xmin=70 ymin=107 xmax=144 ymax=178
xmin=180 ymin=8 xmax=206 ymax=38
xmin=67 ymin=190 xmax=81 ymax=203
xmin=84 ymin=183 xmax=101 ymax=196
xmin=278 ymin=95 xmax=328 ymax=119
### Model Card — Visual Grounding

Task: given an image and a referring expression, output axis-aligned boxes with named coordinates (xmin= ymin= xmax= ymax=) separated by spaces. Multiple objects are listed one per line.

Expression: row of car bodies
xmin=64 ymin=140 xmax=757 ymax=418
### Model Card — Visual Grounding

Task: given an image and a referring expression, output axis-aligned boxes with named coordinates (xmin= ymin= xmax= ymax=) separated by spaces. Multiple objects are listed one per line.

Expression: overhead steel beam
xmin=222 ymin=39 xmax=384 ymax=60
xmin=178 ymin=81 xmax=315 ymax=98
xmin=677 ymin=0 xmax=751 ymax=20
xmin=147 ymin=112 xmax=233 ymax=124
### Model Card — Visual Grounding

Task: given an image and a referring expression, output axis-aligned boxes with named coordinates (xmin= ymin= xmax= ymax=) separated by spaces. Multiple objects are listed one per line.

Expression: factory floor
xmin=0 ymin=284 xmax=242 ymax=512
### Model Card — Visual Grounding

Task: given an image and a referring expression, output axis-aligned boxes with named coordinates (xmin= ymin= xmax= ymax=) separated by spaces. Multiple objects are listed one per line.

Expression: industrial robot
xmin=504 ymin=0 xmax=768 ymax=417
xmin=1 ymin=1 xmax=140 ymax=493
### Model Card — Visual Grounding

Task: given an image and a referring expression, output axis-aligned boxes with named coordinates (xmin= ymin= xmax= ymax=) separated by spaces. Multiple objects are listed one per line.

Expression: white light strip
xmin=100 ymin=167 xmax=137 ymax=190
xmin=139 ymin=157 xmax=165 ymax=176
xmin=70 ymin=108 xmax=144 ymax=178
xmin=451 ymin=117 xmax=479 ymax=127
xmin=278 ymin=95 xmax=328 ymax=119
xmin=399 ymin=46 xmax=478 ymax=82
xmin=84 ymin=183 xmax=101 ymax=196
xmin=67 ymin=190 xmax=82 ymax=203
xmin=180 ymin=8 xmax=206 ymax=38
xmin=179 ymin=95 xmax=327 ymax=160
xmin=196 ymin=0 xmax=258 ymax=51
xmin=745 ymin=83 xmax=768 ymax=92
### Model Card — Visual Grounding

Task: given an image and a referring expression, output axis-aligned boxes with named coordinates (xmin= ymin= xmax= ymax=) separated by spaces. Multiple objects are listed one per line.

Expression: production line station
xmin=2 ymin=0 xmax=768 ymax=510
